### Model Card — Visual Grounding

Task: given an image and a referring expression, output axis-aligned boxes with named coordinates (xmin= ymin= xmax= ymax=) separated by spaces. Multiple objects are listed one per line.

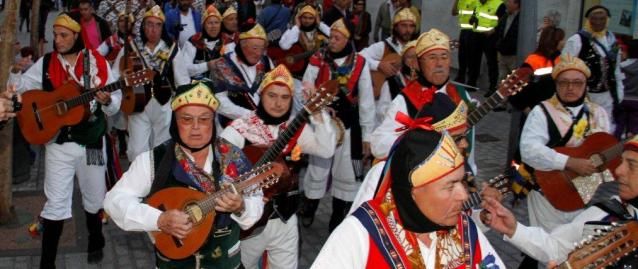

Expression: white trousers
xmin=527 ymin=190 xmax=583 ymax=232
xmin=303 ymin=129 xmax=361 ymax=201
xmin=126 ymin=98 xmax=172 ymax=160
xmin=240 ymin=215 xmax=299 ymax=269
xmin=589 ymin=91 xmax=616 ymax=132
xmin=41 ymin=140 xmax=107 ymax=220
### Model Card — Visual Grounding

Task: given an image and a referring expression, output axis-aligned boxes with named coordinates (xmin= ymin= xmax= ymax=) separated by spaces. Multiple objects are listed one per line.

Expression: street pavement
xmin=0 ymin=8 xmax=529 ymax=269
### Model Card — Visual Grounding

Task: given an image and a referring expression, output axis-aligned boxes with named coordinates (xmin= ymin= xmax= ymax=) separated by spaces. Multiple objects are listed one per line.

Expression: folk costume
xmin=165 ymin=2 xmax=203 ymax=48
xmin=520 ymin=55 xmax=611 ymax=232
xmin=221 ymin=6 xmax=239 ymax=46
xmin=104 ymin=81 xmax=263 ymax=268
xmin=8 ymin=14 xmax=122 ymax=268
xmin=503 ymin=136 xmax=638 ymax=268
xmin=220 ymin=65 xmax=336 ymax=269
xmin=370 ymin=29 xmax=477 ymax=174
xmin=209 ymin=23 xmax=274 ymax=128
xmin=96 ymin=0 xmax=153 ymax=47
xmin=563 ymin=5 xmax=624 ymax=127
xmin=375 ymin=40 xmax=417 ymax=125
xmin=312 ymin=129 xmax=505 ymax=269
xmin=300 ymin=19 xmax=375 ymax=231
xmin=353 ymin=91 xmax=469 ymax=214
xmin=278 ymin=5 xmax=330 ymax=79
xmin=97 ymin=12 xmax=134 ymax=63
xmin=112 ymin=5 xmax=179 ymax=161
xmin=174 ymin=5 xmax=225 ymax=86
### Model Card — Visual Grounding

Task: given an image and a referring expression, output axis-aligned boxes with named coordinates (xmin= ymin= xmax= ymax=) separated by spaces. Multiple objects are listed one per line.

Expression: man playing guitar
xmin=8 ymin=13 xmax=121 ymax=267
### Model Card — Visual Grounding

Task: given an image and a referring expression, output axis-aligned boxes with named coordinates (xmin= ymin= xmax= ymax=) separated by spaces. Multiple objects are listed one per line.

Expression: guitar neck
xmin=193 ymin=169 xmax=268 ymax=215
xmin=65 ymin=80 xmax=126 ymax=108
xmin=254 ymin=110 xmax=310 ymax=167
xmin=467 ymin=92 xmax=504 ymax=126
xmin=463 ymin=192 xmax=482 ymax=210
xmin=601 ymin=140 xmax=626 ymax=165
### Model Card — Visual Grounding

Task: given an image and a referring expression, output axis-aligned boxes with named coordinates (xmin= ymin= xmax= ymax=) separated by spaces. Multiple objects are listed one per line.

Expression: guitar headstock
xmin=304 ymin=80 xmax=339 ymax=114
xmin=123 ymin=69 xmax=155 ymax=87
xmin=562 ymin=221 xmax=638 ymax=269
xmin=487 ymin=174 xmax=511 ymax=196
xmin=238 ymin=162 xmax=285 ymax=195
xmin=496 ymin=66 xmax=533 ymax=99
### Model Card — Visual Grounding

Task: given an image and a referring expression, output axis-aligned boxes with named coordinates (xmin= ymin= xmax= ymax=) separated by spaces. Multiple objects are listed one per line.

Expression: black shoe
xmin=299 ymin=198 xmax=319 ymax=228
xmin=87 ymin=249 xmax=104 ymax=264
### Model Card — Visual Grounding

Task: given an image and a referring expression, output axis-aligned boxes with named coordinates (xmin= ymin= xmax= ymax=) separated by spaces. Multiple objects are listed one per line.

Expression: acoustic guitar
xmin=146 ymin=162 xmax=285 ymax=260
xmin=557 ymin=221 xmax=638 ymax=269
xmin=268 ymin=44 xmax=319 ymax=75
xmin=465 ymin=67 xmax=533 ymax=127
xmin=463 ymin=172 xmax=512 ymax=210
xmin=239 ymin=80 xmax=339 ymax=239
xmin=16 ymin=69 xmax=154 ymax=145
xmin=534 ymin=132 xmax=624 ymax=211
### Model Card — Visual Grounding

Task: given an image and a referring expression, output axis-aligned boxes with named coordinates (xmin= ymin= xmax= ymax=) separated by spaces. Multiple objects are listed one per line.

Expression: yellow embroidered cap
xmin=299 ymin=5 xmax=318 ymax=18
xmin=409 ymin=131 xmax=465 ymax=188
xmin=432 ymin=101 xmax=468 ymax=133
xmin=393 ymin=8 xmax=418 ymax=25
xmin=415 ymin=28 xmax=450 ymax=57
xmin=625 ymin=135 xmax=638 ymax=152
xmin=203 ymin=5 xmax=222 ymax=24
xmin=552 ymin=54 xmax=591 ymax=79
xmin=259 ymin=64 xmax=294 ymax=94
xmin=330 ymin=18 xmax=351 ymax=39
xmin=53 ymin=14 xmax=81 ymax=33
xmin=239 ymin=23 xmax=267 ymax=41
xmin=171 ymin=81 xmax=220 ymax=112
xmin=144 ymin=5 xmax=165 ymax=23
xmin=222 ymin=6 xmax=237 ymax=19
xmin=117 ymin=11 xmax=135 ymax=23
xmin=401 ymin=40 xmax=417 ymax=56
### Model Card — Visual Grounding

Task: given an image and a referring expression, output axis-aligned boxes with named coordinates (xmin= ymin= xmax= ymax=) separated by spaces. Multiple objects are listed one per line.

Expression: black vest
xmin=577 ymin=31 xmax=618 ymax=103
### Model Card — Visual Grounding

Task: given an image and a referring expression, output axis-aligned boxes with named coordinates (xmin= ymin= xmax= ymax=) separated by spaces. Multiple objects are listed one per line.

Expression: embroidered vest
xmin=188 ymin=33 xmax=223 ymax=80
xmin=148 ymin=140 xmax=246 ymax=268
xmin=577 ymin=31 xmax=618 ymax=100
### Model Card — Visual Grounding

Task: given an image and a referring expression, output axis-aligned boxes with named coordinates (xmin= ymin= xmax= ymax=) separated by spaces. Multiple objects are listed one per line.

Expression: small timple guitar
xmin=16 ymin=69 xmax=154 ymax=145
xmin=557 ymin=221 xmax=638 ymax=269
xmin=463 ymin=173 xmax=512 ymax=210
xmin=146 ymin=162 xmax=285 ymax=260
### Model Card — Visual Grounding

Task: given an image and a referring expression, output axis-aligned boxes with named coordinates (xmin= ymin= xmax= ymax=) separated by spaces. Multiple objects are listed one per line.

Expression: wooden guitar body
xmin=146 ymin=187 xmax=215 ymax=260
xmin=268 ymin=44 xmax=311 ymax=75
xmin=119 ymin=48 xmax=152 ymax=114
xmin=535 ymin=132 xmax=621 ymax=211
xmin=371 ymin=53 xmax=401 ymax=99
xmin=17 ymin=83 xmax=89 ymax=145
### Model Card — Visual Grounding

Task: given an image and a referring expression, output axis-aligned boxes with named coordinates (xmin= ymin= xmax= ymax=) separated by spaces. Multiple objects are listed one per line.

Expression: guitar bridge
xmin=31 ymin=102 xmax=44 ymax=130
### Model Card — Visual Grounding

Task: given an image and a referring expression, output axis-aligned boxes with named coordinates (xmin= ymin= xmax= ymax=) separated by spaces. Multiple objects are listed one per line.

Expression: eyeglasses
xmin=556 ymin=80 xmax=586 ymax=89
xmin=176 ymin=114 xmax=214 ymax=127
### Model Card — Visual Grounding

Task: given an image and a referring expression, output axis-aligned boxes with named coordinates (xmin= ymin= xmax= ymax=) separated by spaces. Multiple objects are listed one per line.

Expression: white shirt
xmin=220 ymin=110 xmax=336 ymax=158
xmin=278 ymin=24 xmax=331 ymax=50
xmin=173 ymin=37 xmax=222 ymax=86
xmin=7 ymin=52 xmax=121 ymax=119
xmin=214 ymin=53 xmax=275 ymax=121
xmin=563 ymin=32 xmax=625 ymax=102
xmin=359 ymin=37 xmax=403 ymax=71
xmin=104 ymin=146 xmax=264 ymax=232
xmin=520 ymin=102 xmax=610 ymax=171
xmin=178 ymin=9 xmax=197 ymax=48
xmin=311 ymin=214 xmax=505 ymax=269
xmin=301 ymin=54 xmax=376 ymax=142
xmin=505 ymin=197 xmax=637 ymax=264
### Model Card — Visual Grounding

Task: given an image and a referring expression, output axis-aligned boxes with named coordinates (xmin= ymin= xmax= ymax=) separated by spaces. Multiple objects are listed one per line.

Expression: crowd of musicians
xmin=0 ymin=0 xmax=637 ymax=268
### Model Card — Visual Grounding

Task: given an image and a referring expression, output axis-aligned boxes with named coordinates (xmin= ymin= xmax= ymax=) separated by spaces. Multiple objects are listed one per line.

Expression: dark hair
xmin=54 ymin=12 xmax=85 ymax=54
xmin=585 ymin=5 xmax=610 ymax=18
xmin=20 ymin=46 xmax=35 ymax=58
xmin=535 ymin=26 xmax=565 ymax=59
xmin=78 ymin=0 xmax=92 ymax=7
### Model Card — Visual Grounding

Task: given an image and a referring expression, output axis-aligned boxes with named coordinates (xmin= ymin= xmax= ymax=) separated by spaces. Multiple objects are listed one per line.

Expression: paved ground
xmin=0 ymin=7 xmax=530 ymax=269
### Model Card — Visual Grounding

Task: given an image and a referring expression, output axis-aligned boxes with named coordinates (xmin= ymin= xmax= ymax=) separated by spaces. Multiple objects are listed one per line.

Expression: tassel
xmin=28 ymin=220 xmax=43 ymax=238
xmin=85 ymin=148 xmax=105 ymax=166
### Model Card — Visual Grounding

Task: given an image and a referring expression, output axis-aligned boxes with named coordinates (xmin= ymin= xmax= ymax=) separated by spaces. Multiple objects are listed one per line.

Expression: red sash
xmin=309 ymin=52 xmax=366 ymax=103
xmin=47 ymin=49 xmax=109 ymax=88
xmin=401 ymin=81 xmax=462 ymax=109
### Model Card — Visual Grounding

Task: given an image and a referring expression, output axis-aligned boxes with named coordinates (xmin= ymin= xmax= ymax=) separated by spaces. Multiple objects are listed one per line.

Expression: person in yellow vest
xmin=467 ymin=0 xmax=505 ymax=97
xmin=452 ymin=0 xmax=478 ymax=85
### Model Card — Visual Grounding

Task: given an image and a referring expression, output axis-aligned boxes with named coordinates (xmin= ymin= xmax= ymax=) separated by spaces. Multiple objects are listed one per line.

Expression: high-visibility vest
xmin=474 ymin=0 xmax=502 ymax=32
xmin=457 ymin=0 xmax=478 ymax=30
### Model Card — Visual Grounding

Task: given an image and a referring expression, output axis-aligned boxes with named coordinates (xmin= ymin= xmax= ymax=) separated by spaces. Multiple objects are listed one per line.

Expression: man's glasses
xmin=176 ymin=114 xmax=214 ymax=127
xmin=556 ymin=80 xmax=586 ymax=89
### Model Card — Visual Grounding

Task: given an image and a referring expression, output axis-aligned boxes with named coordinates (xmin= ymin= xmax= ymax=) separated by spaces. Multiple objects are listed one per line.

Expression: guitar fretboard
xmin=254 ymin=110 xmax=310 ymax=167
xmin=467 ymin=92 xmax=504 ymax=126
xmin=64 ymin=80 xmax=126 ymax=108
xmin=463 ymin=192 xmax=482 ymax=210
